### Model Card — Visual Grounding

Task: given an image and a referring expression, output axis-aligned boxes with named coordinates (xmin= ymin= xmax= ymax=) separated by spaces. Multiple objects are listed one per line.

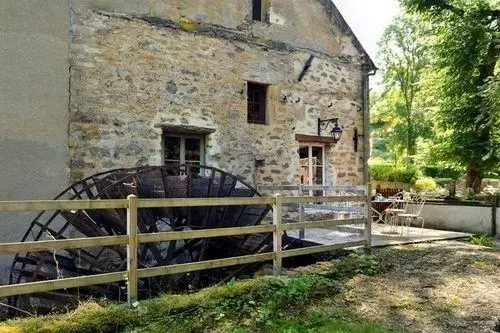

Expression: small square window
xmin=252 ymin=0 xmax=264 ymax=21
xmin=247 ymin=82 xmax=268 ymax=124
xmin=163 ymin=133 xmax=205 ymax=175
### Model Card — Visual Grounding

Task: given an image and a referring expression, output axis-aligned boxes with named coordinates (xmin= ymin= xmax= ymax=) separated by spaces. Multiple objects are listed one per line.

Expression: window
xmin=299 ymin=144 xmax=325 ymax=196
xmin=252 ymin=0 xmax=264 ymax=21
xmin=163 ymin=134 xmax=204 ymax=174
xmin=247 ymin=82 xmax=267 ymax=124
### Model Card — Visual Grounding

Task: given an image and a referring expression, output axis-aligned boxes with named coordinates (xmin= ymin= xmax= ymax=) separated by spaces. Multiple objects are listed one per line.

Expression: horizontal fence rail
xmin=259 ymin=185 xmax=367 ymax=192
xmin=0 ymin=192 xmax=370 ymax=304
xmin=0 ymin=199 xmax=128 ymax=212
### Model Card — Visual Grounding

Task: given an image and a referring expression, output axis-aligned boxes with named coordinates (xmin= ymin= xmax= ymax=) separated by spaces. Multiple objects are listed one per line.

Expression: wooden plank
xmin=259 ymin=185 xmax=367 ymax=192
xmin=364 ymin=187 xmax=372 ymax=252
xmin=298 ymin=185 xmax=305 ymax=239
xmin=281 ymin=196 xmax=366 ymax=204
xmin=282 ymin=240 xmax=366 ymax=258
xmin=273 ymin=194 xmax=283 ymax=276
xmin=137 ymin=197 xmax=275 ymax=208
xmin=0 ymin=199 xmax=128 ymax=212
xmin=282 ymin=218 xmax=366 ymax=231
xmin=295 ymin=134 xmax=335 ymax=145
xmin=300 ymin=185 xmax=366 ymax=192
xmin=492 ymin=195 xmax=498 ymax=236
xmin=127 ymin=195 xmax=138 ymax=306
xmin=0 ymin=235 xmax=128 ymax=254
xmin=137 ymin=225 xmax=275 ymax=243
xmin=138 ymin=253 xmax=275 ymax=278
xmin=259 ymin=185 xmax=300 ymax=191
xmin=0 ymin=271 xmax=126 ymax=298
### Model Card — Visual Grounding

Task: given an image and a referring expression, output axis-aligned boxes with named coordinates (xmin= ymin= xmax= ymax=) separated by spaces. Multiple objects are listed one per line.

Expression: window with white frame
xmin=163 ymin=133 xmax=205 ymax=174
xmin=299 ymin=144 xmax=325 ymax=195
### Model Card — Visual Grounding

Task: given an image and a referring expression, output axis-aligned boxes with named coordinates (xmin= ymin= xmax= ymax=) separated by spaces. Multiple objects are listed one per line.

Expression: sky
xmin=332 ymin=0 xmax=401 ymax=65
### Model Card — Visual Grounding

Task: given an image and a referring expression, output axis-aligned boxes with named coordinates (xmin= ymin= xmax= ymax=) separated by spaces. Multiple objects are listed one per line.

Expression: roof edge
xmin=321 ymin=0 xmax=377 ymax=70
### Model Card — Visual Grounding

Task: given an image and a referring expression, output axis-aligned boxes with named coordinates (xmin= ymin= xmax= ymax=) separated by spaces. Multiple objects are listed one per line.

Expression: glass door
xmin=299 ymin=144 xmax=325 ymax=196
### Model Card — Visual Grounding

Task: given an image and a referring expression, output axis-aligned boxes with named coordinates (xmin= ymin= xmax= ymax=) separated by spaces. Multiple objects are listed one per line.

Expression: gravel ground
xmin=331 ymin=240 xmax=500 ymax=333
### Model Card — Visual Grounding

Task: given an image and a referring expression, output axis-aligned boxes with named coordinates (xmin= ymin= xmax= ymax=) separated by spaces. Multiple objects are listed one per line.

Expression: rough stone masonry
xmin=68 ymin=0 xmax=375 ymax=189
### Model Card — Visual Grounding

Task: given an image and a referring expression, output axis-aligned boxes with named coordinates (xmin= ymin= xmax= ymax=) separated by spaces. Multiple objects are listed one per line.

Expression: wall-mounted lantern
xmin=317 ymin=118 xmax=343 ymax=143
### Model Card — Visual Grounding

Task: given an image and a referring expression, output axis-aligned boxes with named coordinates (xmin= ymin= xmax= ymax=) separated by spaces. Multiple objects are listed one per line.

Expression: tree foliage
xmin=400 ymin=0 xmax=500 ymax=192
xmin=371 ymin=14 xmax=432 ymax=166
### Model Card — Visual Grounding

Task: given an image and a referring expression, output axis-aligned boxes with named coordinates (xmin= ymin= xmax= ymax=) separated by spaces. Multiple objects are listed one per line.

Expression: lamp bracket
xmin=317 ymin=118 xmax=338 ymax=135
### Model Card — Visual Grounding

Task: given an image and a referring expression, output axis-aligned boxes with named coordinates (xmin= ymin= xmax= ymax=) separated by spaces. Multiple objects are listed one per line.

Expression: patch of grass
xmin=326 ymin=253 xmax=385 ymax=280
xmin=0 ymin=254 xmax=402 ymax=333
xmin=468 ymin=234 xmax=494 ymax=247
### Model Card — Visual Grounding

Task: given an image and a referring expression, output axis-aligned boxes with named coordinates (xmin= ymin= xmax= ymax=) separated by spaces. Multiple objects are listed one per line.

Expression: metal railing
xmin=0 ymin=193 xmax=370 ymax=305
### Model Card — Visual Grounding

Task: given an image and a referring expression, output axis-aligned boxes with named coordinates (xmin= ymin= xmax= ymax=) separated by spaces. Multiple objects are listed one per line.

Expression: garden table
xmin=371 ymin=197 xmax=406 ymax=224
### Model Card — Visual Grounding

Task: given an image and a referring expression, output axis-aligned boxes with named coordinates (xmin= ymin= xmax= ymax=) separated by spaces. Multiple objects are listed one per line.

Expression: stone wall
xmin=82 ymin=0 xmax=366 ymax=63
xmin=0 ymin=0 xmax=71 ymax=282
xmin=0 ymin=1 xmax=70 ymax=201
xmin=68 ymin=2 xmax=369 ymax=189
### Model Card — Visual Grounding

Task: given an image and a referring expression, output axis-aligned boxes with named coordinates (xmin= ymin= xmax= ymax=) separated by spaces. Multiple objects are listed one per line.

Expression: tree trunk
xmin=406 ymin=114 xmax=412 ymax=166
xmin=466 ymin=162 xmax=484 ymax=194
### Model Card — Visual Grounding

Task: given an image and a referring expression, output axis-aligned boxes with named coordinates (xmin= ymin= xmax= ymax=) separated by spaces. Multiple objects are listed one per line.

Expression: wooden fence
xmin=0 ymin=193 xmax=370 ymax=306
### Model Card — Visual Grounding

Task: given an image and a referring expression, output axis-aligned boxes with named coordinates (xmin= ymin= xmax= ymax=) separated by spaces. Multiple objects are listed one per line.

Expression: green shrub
xmin=414 ymin=177 xmax=437 ymax=191
xmin=370 ymin=164 xmax=395 ymax=182
xmin=422 ymin=165 xmax=463 ymax=179
xmin=401 ymin=166 xmax=419 ymax=184
xmin=468 ymin=234 xmax=493 ymax=247
xmin=370 ymin=164 xmax=420 ymax=184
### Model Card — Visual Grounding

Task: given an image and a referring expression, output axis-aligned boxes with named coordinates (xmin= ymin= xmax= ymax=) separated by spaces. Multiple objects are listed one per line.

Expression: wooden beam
xmin=0 ymin=199 xmax=127 ymax=212
xmin=295 ymin=134 xmax=335 ymax=145
xmin=137 ymin=225 xmax=275 ymax=243
xmin=138 ymin=197 xmax=275 ymax=208
xmin=282 ymin=218 xmax=366 ymax=231
xmin=138 ymin=253 xmax=275 ymax=278
xmin=0 ymin=236 xmax=128 ymax=254
xmin=365 ymin=193 xmax=372 ymax=251
xmin=127 ymin=195 xmax=138 ymax=306
xmin=282 ymin=240 xmax=365 ymax=258
xmin=0 ymin=272 xmax=126 ymax=298
xmin=259 ymin=184 xmax=366 ymax=193
xmin=281 ymin=196 xmax=366 ymax=204
xmin=273 ymin=194 xmax=283 ymax=276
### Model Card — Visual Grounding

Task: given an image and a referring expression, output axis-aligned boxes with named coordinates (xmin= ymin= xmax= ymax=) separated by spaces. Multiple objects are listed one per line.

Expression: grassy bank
xmin=0 ymin=254 xmax=401 ymax=333
xmin=3 ymin=240 xmax=497 ymax=332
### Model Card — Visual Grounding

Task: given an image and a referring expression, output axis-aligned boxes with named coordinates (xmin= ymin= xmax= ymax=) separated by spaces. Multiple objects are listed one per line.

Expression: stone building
xmin=68 ymin=0 xmax=375 ymax=190
xmin=1 ymin=0 xmax=375 ymax=202
xmin=0 ymin=0 xmax=375 ymax=282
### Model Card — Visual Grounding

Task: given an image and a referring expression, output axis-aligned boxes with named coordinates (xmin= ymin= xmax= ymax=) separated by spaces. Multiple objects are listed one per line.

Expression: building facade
xmin=0 ymin=0 xmax=374 ymax=282
xmin=68 ymin=0 xmax=375 ymax=191
xmin=1 ymin=0 xmax=375 ymax=202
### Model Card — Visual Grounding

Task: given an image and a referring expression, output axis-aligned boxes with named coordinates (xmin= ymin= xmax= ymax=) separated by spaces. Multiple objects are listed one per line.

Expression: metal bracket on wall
xmin=353 ymin=127 xmax=364 ymax=153
xmin=298 ymin=54 xmax=315 ymax=82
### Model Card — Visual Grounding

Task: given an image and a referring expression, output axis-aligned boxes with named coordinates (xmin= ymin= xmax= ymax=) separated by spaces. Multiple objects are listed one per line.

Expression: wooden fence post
xmin=127 ymin=194 xmax=138 ymax=306
xmin=298 ymin=184 xmax=305 ymax=239
xmin=492 ymin=195 xmax=498 ymax=237
xmin=273 ymin=194 xmax=283 ymax=276
xmin=364 ymin=185 xmax=372 ymax=253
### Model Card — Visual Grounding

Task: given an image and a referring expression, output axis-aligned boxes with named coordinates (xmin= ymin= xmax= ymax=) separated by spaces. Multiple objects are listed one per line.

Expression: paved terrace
xmin=287 ymin=223 xmax=470 ymax=248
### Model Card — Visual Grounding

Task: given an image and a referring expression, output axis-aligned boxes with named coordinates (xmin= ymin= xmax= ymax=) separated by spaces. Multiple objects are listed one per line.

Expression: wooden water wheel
xmin=8 ymin=165 xmax=274 ymax=313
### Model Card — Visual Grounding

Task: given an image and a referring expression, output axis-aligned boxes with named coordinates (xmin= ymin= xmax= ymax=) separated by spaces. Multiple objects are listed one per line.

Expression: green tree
xmin=376 ymin=14 xmax=431 ymax=166
xmin=401 ymin=0 xmax=500 ymax=192
xmin=370 ymin=90 xmax=408 ymax=166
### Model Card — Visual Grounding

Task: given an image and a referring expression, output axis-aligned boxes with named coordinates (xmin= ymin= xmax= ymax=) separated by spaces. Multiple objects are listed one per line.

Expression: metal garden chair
xmin=381 ymin=191 xmax=406 ymax=234
xmin=397 ymin=193 xmax=426 ymax=237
